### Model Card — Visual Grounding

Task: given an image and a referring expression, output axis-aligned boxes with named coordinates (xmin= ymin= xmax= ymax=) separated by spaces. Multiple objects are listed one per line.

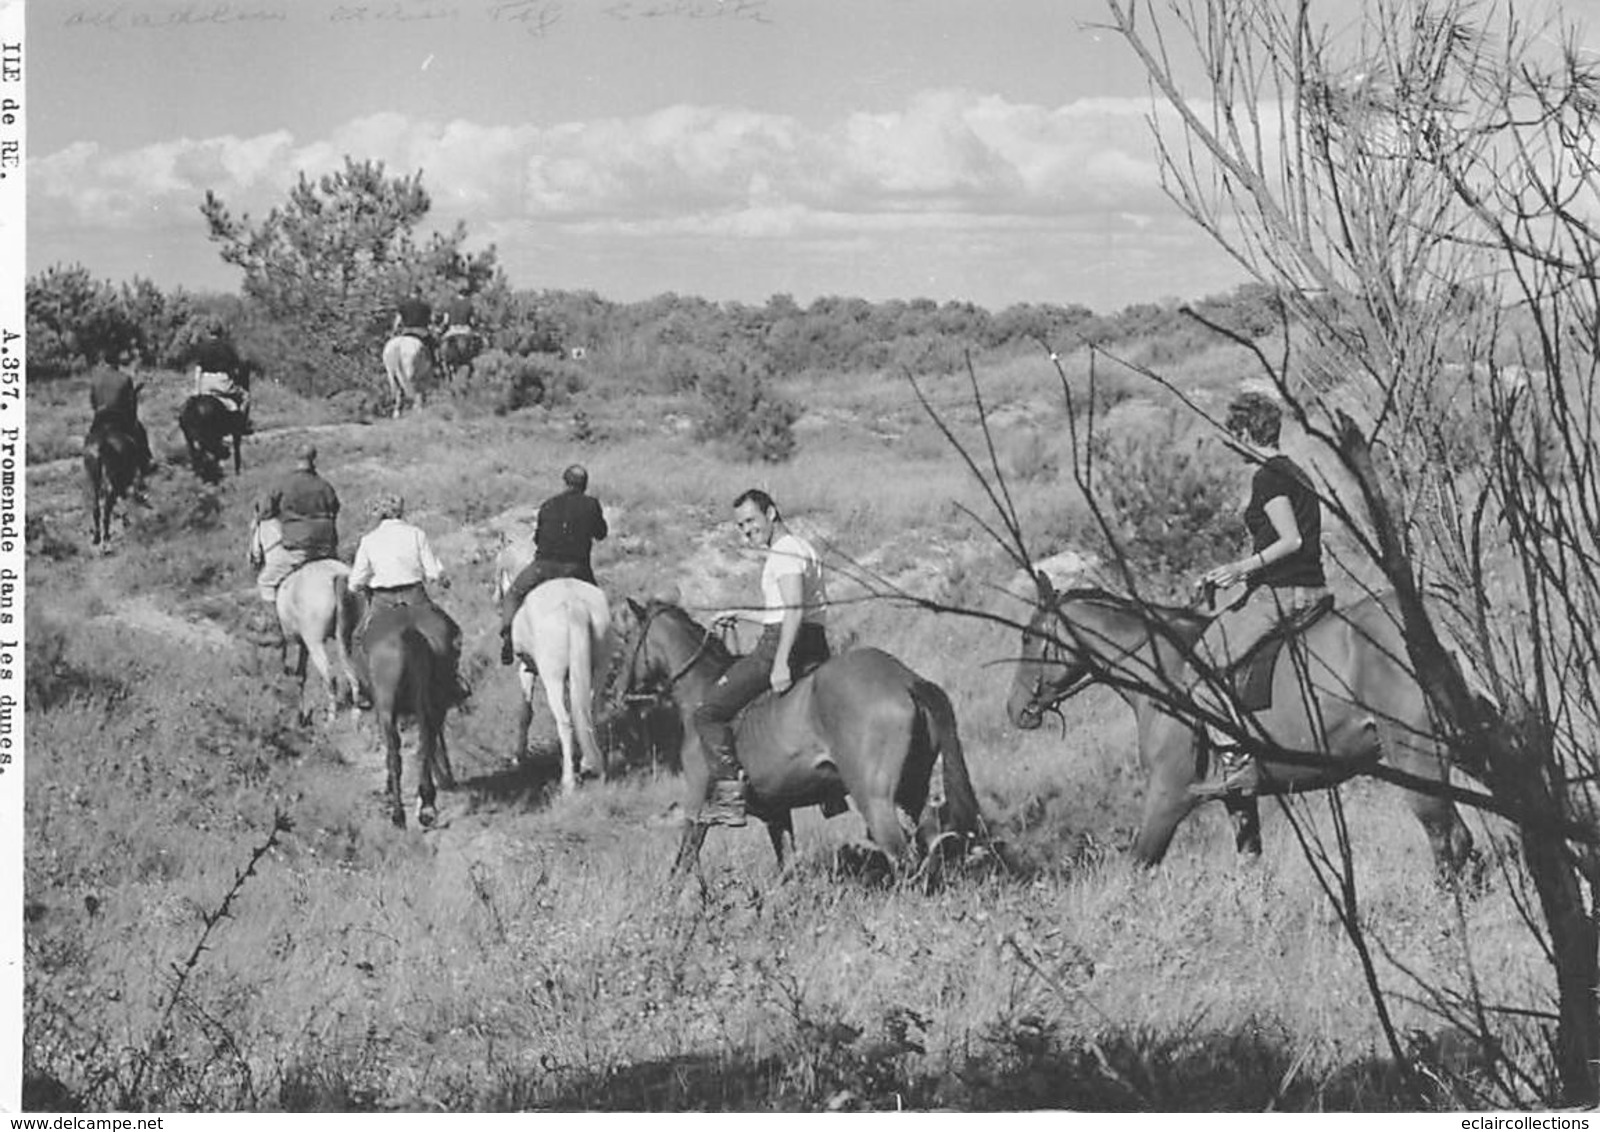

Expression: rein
xmin=615 ymin=605 xmax=728 ymax=708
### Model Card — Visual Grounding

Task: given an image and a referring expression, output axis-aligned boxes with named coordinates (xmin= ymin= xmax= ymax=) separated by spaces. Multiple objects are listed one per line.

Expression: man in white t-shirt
xmin=693 ymin=488 xmax=831 ymax=827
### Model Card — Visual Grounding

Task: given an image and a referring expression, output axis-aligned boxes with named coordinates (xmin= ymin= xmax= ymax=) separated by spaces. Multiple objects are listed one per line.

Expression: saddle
xmin=1228 ymin=593 xmax=1336 ymax=712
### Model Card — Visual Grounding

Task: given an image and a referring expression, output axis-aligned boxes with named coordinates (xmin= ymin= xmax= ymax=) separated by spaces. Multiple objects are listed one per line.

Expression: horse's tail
xmin=911 ymin=678 xmax=983 ymax=841
xmin=567 ymin=602 xmax=605 ymax=777
xmin=328 ymin=568 xmax=359 ymax=704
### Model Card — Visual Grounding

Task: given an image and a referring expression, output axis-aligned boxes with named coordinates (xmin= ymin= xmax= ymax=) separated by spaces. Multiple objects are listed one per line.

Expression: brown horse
xmin=440 ymin=329 xmax=482 ymax=390
xmin=178 ymin=394 xmax=246 ymax=481
xmin=610 ymin=599 xmax=984 ymax=876
xmin=1005 ymin=578 xmax=1477 ymax=879
xmin=83 ymin=415 xmax=140 ymax=546
xmin=362 ymin=610 xmax=458 ymax=829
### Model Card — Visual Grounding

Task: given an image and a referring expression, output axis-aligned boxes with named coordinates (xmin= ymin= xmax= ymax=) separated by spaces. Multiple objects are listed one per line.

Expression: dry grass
xmin=22 ymin=357 xmax=1554 ymax=1111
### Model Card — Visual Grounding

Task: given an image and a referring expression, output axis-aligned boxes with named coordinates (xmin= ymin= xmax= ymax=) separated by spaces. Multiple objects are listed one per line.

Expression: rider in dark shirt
xmin=444 ymin=290 xmax=474 ymax=331
xmin=1188 ymin=392 xmax=1328 ymax=800
xmin=498 ymin=465 xmax=609 ymax=665
xmin=393 ymin=288 xmax=437 ymax=369
xmin=190 ymin=323 xmax=253 ymax=430
xmin=88 ymin=366 xmax=154 ymax=487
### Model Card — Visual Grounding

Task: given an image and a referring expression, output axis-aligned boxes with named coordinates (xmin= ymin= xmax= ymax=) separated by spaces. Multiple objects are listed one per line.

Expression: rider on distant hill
xmin=88 ymin=365 xmax=154 ymax=492
xmin=497 ymin=465 xmax=608 ymax=666
xmin=442 ymin=286 xmax=475 ymax=337
xmin=190 ymin=320 xmax=253 ymax=433
xmin=392 ymin=285 xmax=437 ymax=365
xmin=252 ymin=444 xmax=341 ymax=646
xmin=348 ymin=493 xmax=469 ymax=711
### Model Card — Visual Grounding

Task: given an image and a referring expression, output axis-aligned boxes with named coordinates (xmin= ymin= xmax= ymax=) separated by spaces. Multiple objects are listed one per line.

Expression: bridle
xmin=611 ymin=604 xmax=729 ymax=709
xmin=1017 ymin=627 xmax=1094 ymax=725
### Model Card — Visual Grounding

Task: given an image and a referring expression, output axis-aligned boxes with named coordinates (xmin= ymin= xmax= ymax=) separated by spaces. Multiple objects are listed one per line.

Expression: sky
xmin=23 ymin=0 xmax=1590 ymax=311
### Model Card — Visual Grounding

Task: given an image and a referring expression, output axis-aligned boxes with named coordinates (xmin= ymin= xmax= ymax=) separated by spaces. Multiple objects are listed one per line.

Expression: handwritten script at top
xmin=603 ymin=0 xmax=769 ymax=22
xmin=60 ymin=0 xmax=769 ymax=32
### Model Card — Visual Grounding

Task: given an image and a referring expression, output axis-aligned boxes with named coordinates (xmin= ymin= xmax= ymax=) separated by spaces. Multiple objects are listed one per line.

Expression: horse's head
xmin=607 ymin=597 xmax=726 ymax=710
xmin=1006 ymin=581 xmax=1211 ymax=730
xmin=1006 ymin=595 xmax=1100 ymax=731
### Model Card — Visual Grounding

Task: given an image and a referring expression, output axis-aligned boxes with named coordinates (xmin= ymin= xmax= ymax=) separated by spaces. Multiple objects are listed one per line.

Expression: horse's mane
xmin=1050 ymin=585 xmax=1207 ymax=627
xmin=646 ymin=600 xmax=736 ymax=666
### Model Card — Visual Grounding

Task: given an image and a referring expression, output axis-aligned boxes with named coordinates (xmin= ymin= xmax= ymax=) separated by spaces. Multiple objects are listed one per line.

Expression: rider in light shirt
xmin=692 ymin=488 xmax=830 ymax=827
xmin=348 ymin=494 xmax=468 ymax=710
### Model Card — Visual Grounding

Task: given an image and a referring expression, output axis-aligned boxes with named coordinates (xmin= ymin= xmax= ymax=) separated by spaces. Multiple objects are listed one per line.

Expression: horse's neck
xmin=1088 ymin=604 xmax=1196 ymax=708
xmin=651 ymin=618 xmax=730 ymax=703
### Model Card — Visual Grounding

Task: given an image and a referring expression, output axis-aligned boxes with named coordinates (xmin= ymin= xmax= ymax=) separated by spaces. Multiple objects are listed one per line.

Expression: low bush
xmin=692 ymin=359 xmax=799 ymax=464
xmin=1080 ymin=408 xmax=1244 ymax=596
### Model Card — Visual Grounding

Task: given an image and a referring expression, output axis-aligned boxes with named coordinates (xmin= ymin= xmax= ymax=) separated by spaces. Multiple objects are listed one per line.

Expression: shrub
xmin=1081 ymin=409 xmax=1244 ymax=596
xmin=692 ymin=358 xmax=799 ymax=463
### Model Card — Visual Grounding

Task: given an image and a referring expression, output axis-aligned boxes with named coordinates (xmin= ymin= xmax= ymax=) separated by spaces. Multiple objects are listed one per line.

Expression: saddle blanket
xmin=1230 ymin=593 xmax=1336 ymax=712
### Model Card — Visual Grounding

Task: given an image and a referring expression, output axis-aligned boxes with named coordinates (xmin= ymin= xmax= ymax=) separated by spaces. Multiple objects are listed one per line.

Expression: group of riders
xmin=91 ymin=294 xmax=1323 ymax=826
xmin=393 ymin=284 xmax=481 ymax=377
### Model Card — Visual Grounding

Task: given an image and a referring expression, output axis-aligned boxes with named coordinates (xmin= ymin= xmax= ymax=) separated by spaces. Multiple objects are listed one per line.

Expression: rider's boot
xmin=699 ymin=748 xmax=748 ymax=828
xmin=499 ymin=623 xmax=516 ymax=667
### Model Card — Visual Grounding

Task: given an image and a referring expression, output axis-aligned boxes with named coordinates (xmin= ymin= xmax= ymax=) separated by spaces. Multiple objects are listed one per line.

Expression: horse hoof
xmin=418 ymin=803 xmax=437 ymax=828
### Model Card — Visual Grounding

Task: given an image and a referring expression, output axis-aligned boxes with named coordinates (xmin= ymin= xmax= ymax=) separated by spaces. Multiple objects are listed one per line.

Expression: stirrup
xmin=1189 ymin=747 xmax=1259 ymax=800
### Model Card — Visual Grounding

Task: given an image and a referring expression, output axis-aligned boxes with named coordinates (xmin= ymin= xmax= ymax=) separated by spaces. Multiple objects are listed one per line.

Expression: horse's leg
xmin=1224 ymin=796 xmax=1263 ymax=857
xmin=540 ymin=667 xmax=578 ymax=794
xmin=1388 ymin=730 xmax=1479 ymax=886
xmin=764 ymin=811 xmax=796 ymax=874
xmin=1130 ymin=718 xmax=1204 ymax=867
xmin=294 ymin=642 xmax=316 ymax=728
xmin=304 ymin=636 xmax=338 ymax=725
xmin=382 ymin=708 xmax=406 ymax=829
xmin=513 ymin=666 xmax=536 ymax=766
xmin=671 ymin=820 xmax=709 ymax=879
xmin=417 ymin=711 xmax=439 ymax=829
xmin=232 ymin=428 xmax=243 ymax=476
xmin=436 ymin=725 xmax=457 ymax=791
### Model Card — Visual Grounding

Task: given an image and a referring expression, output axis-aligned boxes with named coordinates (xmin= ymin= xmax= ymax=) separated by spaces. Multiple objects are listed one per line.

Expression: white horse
xmin=249 ymin=518 xmax=361 ymax=725
xmin=381 ymin=335 xmax=433 ymax=418
xmin=509 ymin=578 xmax=614 ymax=794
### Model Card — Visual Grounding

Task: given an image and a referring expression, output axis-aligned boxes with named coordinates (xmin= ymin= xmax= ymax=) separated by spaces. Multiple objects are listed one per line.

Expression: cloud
xmin=31 ymin=90 xmax=1183 ymax=237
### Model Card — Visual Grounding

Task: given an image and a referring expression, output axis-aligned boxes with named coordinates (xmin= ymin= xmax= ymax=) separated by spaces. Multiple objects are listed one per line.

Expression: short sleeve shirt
xmin=1245 ymin=455 xmax=1324 ymax=587
xmin=397 ymin=298 xmax=432 ymax=327
xmin=760 ymin=532 xmax=827 ymax=626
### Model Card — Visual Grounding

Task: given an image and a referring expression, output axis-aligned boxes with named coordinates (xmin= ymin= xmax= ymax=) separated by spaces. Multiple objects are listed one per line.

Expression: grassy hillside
xmin=24 ymin=350 xmax=1547 ymax=1111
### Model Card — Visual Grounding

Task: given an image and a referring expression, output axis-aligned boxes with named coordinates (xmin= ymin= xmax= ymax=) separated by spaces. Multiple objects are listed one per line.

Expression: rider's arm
xmin=418 ymin=530 xmax=445 ymax=586
xmin=348 ymin=537 xmax=374 ymax=592
xmin=771 ymin=572 xmax=803 ymax=684
xmin=1251 ymin=496 xmax=1303 ymax=575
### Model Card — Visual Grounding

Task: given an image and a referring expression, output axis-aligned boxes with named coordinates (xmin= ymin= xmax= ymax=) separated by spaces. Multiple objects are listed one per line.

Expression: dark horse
xmin=611 ymin=599 xmax=984 ymax=876
xmin=356 ymin=605 xmax=459 ymax=829
xmin=178 ymin=395 xmax=247 ymax=481
xmin=1005 ymin=577 xmax=1477 ymax=880
xmin=439 ymin=330 xmax=482 ymax=390
xmin=83 ymin=413 xmax=140 ymax=546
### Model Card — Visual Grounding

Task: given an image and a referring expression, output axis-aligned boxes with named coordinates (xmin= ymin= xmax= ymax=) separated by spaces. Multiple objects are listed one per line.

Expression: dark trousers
xmin=693 ymin=623 xmax=830 ymax=779
xmin=498 ymin=557 xmax=595 ymax=633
